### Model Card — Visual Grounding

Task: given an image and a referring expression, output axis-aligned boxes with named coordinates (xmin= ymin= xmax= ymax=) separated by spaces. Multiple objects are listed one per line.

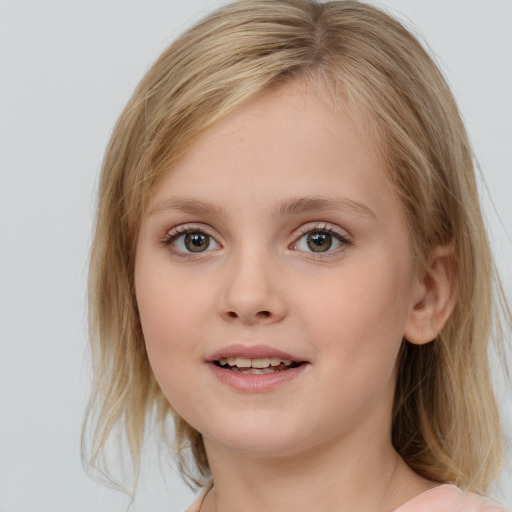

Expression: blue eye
xmin=294 ymin=228 xmax=349 ymax=253
xmin=165 ymin=229 xmax=220 ymax=254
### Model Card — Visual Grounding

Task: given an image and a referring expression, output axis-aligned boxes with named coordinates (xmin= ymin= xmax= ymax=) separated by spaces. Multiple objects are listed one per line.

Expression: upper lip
xmin=207 ymin=344 xmax=306 ymax=363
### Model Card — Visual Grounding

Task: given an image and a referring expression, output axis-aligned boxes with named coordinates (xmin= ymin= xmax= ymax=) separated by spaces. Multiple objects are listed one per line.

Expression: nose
xmin=218 ymin=250 xmax=287 ymax=326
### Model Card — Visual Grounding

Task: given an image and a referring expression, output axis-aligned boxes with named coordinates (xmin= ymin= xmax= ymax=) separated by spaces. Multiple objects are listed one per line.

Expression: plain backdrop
xmin=1 ymin=1 xmax=511 ymax=511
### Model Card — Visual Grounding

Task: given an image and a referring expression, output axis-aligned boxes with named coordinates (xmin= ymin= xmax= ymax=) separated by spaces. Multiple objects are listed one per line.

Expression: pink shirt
xmin=184 ymin=484 xmax=506 ymax=511
xmin=395 ymin=484 xmax=505 ymax=511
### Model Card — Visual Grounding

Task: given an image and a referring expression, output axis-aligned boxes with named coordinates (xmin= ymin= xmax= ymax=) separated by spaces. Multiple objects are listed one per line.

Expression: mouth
xmin=207 ymin=345 xmax=309 ymax=391
xmin=213 ymin=357 xmax=304 ymax=375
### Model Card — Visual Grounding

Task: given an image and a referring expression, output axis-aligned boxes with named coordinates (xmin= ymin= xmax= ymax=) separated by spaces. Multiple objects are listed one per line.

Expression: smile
xmin=207 ymin=345 xmax=309 ymax=392
xmin=214 ymin=357 xmax=301 ymax=374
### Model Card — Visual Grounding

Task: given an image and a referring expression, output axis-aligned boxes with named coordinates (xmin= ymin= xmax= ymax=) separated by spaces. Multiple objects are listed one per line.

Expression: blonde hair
xmin=83 ymin=0 xmax=510 ymax=495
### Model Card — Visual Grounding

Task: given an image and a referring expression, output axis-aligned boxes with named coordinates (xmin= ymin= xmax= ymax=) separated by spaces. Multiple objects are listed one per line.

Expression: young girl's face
xmin=135 ymin=81 xmax=423 ymax=460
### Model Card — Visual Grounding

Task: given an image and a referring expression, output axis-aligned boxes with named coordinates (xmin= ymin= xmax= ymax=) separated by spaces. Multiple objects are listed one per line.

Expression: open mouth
xmin=213 ymin=357 xmax=304 ymax=375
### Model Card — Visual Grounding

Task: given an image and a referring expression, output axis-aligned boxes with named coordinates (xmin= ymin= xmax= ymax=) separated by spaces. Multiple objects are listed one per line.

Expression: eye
xmin=292 ymin=225 xmax=350 ymax=254
xmin=164 ymin=227 xmax=221 ymax=254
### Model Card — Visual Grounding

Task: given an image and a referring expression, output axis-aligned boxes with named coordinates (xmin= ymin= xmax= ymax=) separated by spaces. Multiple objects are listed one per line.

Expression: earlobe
xmin=404 ymin=246 xmax=457 ymax=345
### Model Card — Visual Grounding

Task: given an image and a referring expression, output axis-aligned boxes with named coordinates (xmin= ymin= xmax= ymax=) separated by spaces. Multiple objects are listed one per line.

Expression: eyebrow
xmin=274 ymin=196 xmax=376 ymax=220
xmin=148 ymin=195 xmax=376 ymax=220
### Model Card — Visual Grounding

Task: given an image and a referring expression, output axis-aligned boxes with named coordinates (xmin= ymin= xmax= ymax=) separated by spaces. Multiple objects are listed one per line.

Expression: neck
xmin=202 ymin=429 xmax=433 ymax=512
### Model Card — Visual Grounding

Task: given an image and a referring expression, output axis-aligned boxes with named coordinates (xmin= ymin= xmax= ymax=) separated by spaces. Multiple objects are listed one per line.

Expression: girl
xmin=83 ymin=1 xmax=510 ymax=510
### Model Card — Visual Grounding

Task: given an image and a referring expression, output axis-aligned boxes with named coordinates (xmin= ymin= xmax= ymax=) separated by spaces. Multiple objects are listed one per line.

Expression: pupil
xmin=307 ymin=232 xmax=332 ymax=252
xmin=185 ymin=233 xmax=210 ymax=252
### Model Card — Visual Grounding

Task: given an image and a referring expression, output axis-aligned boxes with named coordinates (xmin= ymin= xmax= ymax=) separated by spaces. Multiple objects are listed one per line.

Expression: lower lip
xmin=207 ymin=362 xmax=308 ymax=392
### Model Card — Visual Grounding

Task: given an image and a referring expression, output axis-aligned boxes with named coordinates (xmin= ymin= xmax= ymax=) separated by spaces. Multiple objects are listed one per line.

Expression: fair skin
xmin=135 ymin=81 xmax=455 ymax=512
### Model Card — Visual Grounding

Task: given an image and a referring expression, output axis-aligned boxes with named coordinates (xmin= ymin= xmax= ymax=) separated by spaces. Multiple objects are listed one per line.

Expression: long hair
xmin=83 ymin=0 xmax=509 ymax=494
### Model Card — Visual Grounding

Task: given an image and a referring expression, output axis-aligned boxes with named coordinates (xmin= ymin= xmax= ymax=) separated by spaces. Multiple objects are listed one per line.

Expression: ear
xmin=403 ymin=246 xmax=457 ymax=345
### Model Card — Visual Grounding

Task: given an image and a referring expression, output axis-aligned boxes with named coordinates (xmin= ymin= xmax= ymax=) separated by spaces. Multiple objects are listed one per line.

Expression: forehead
xmin=148 ymin=80 xmax=393 ymax=215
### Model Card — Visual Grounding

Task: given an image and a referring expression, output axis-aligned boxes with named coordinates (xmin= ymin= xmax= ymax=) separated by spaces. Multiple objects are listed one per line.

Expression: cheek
xmin=297 ymin=256 xmax=412 ymax=367
xmin=135 ymin=249 xmax=211 ymax=346
xmin=138 ymin=290 xmax=201 ymax=350
xmin=134 ymin=252 xmax=211 ymax=399
xmin=135 ymin=275 xmax=212 ymax=418
xmin=292 ymin=263 xmax=412 ymax=430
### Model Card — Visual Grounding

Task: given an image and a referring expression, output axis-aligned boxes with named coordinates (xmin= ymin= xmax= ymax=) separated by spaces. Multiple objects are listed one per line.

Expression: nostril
xmin=227 ymin=310 xmax=270 ymax=319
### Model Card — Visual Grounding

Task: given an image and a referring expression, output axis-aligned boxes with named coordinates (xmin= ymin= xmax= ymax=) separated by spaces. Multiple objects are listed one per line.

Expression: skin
xmin=135 ymin=81 xmax=450 ymax=511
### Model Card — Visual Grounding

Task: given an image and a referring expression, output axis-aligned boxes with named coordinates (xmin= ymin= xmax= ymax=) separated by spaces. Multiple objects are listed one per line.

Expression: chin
xmin=202 ymin=417 xmax=307 ymax=458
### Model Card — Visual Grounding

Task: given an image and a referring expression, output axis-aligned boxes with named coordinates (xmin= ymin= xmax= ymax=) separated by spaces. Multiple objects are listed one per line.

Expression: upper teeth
xmin=219 ymin=357 xmax=293 ymax=368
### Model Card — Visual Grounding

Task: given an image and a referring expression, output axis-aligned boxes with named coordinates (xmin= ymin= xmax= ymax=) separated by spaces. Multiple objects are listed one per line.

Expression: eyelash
xmin=162 ymin=222 xmax=352 ymax=258
xmin=162 ymin=225 xmax=220 ymax=257
xmin=292 ymin=223 xmax=352 ymax=257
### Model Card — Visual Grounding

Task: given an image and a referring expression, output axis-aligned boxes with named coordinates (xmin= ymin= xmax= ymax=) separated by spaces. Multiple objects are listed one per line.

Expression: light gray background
xmin=1 ymin=1 xmax=511 ymax=510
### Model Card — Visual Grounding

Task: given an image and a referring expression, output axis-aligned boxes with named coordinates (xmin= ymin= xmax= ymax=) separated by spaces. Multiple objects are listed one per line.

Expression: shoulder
xmin=184 ymin=483 xmax=507 ymax=512
xmin=183 ymin=492 xmax=202 ymax=512
xmin=395 ymin=484 xmax=507 ymax=512
xmin=184 ymin=483 xmax=213 ymax=512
